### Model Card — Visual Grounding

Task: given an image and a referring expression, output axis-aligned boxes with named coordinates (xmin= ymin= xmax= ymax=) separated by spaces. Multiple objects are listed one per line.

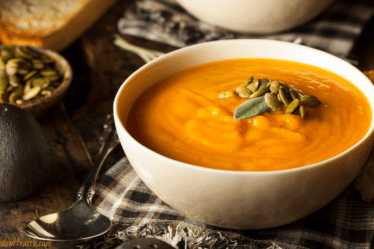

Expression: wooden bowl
xmin=1 ymin=46 xmax=73 ymax=117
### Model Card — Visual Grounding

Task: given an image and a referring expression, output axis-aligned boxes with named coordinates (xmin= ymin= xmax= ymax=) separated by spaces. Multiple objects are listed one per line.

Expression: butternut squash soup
xmin=126 ymin=59 xmax=371 ymax=171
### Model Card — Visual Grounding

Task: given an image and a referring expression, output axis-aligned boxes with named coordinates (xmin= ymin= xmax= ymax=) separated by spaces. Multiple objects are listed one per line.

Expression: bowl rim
xmin=114 ymin=38 xmax=374 ymax=176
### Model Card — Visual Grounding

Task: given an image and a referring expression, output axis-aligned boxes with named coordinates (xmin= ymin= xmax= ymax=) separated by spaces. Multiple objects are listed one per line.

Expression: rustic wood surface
xmin=1 ymin=0 xmax=374 ymax=248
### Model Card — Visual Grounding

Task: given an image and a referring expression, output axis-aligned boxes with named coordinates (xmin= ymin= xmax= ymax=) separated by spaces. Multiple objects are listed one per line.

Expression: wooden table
xmin=1 ymin=1 xmax=374 ymax=248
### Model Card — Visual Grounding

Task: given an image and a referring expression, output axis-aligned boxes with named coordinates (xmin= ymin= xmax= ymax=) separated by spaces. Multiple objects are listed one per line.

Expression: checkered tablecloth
xmin=117 ymin=0 xmax=374 ymax=58
xmin=87 ymin=1 xmax=374 ymax=248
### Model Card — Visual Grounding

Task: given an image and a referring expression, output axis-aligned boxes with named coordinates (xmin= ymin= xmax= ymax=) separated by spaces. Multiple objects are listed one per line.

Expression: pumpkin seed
xmin=1 ymin=47 xmax=15 ymax=62
xmin=250 ymin=86 xmax=270 ymax=98
xmin=280 ymin=83 xmax=290 ymax=89
xmin=40 ymin=69 xmax=58 ymax=76
xmin=289 ymin=88 xmax=300 ymax=100
xmin=17 ymin=68 xmax=30 ymax=75
xmin=7 ymin=57 xmax=27 ymax=65
xmin=15 ymin=46 xmax=38 ymax=60
xmin=41 ymin=87 xmax=54 ymax=96
xmin=235 ymin=86 xmax=251 ymax=98
xmin=270 ymin=81 xmax=281 ymax=93
xmin=265 ymin=92 xmax=282 ymax=111
xmin=5 ymin=58 xmax=31 ymax=76
xmin=258 ymin=79 xmax=270 ymax=89
xmin=247 ymin=80 xmax=259 ymax=93
xmin=285 ymin=99 xmax=300 ymax=114
xmin=244 ymin=75 xmax=254 ymax=87
xmin=45 ymin=74 xmax=60 ymax=82
xmin=279 ymin=87 xmax=293 ymax=106
xmin=9 ymin=85 xmax=23 ymax=104
xmin=41 ymin=54 xmax=54 ymax=64
xmin=299 ymin=105 xmax=306 ymax=119
xmin=0 ymin=71 xmax=9 ymax=94
xmin=23 ymin=85 xmax=41 ymax=101
xmin=24 ymin=70 xmax=38 ymax=81
xmin=8 ymin=74 xmax=20 ymax=87
xmin=32 ymin=77 xmax=50 ymax=89
xmin=5 ymin=62 xmax=18 ymax=76
xmin=217 ymin=90 xmax=236 ymax=99
xmin=221 ymin=76 xmax=322 ymax=120
xmin=32 ymin=59 xmax=44 ymax=70
xmin=300 ymin=95 xmax=321 ymax=107
xmin=24 ymin=80 xmax=32 ymax=94
xmin=6 ymin=85 xmax=14 ymax=92
xmin=0 ymin=58 xmax=5 ymax=71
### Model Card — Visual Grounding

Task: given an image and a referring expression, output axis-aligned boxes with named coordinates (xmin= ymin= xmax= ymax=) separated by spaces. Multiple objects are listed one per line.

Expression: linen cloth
xmin=90 ymin=0 xmax=374 ymax=248
xmin=117 ymin=0 xmax=374 ymax=58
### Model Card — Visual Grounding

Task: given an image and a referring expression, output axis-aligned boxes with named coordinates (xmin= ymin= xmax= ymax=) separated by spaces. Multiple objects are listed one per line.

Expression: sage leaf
xmin=233 ymin=96 xmax=271 ymax=120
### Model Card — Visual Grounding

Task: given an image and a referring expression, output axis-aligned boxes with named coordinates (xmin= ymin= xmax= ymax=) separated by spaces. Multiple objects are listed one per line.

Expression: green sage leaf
xmin=233 ymin=96 xmax=271 ymax=120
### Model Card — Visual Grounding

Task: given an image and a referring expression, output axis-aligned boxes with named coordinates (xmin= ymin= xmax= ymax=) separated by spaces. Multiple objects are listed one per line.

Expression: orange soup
xmin=126 ymin=59 xmax=372 ymax=171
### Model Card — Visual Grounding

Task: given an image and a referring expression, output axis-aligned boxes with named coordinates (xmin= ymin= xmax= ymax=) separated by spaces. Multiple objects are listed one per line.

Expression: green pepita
xmin=23 ymin=85 xmax=41 ymax=101
xmin=246 ymin=80 xmax=259 ymax=93
xmin=8 ymin=75 xmax=20 ymax=87
xmin=265 ymin=92 xmax=282 ymax=111
xmin=244 ymin=75 xmax=254 ymax=87
xmin=24 ymin=70 xmax=38 ymax=81
xmin=45 ymin=74 xmax=60 ymax=82
xmin=270 ymin=81 xmax=281 ymax=93
xmin=1 ymin=47 xmax=15 ymax=62
xmin=250 ymin=86 xmax=270 ymax=98
xmin=285 ymin=99 xmax=300 ymax=114
xmin=41 ymin=88 xmax=53 ymax=96
xmin=0 ymin=58 xmax=5 ymax=71
xmin=32 ymin=59 xmax=44 ymax=70
xmin=32 ymin=77 xmax=50 ymax=89
xmin=299 ymin=105 xmax=306 ymax=119
xmin=235 ymin=86 xmax=251 ymax=98
xmin=300 ymin=95 xmax=321 ymax=107
xmin=289 ymin=88 xmax=300 ymax=100
xmin=17 ymin=68 xmax=30 ymax=75
xmin=258 ymin=79 xmax=270 ymax=90
xmin=15 ymin=46 xmax=39 ymax=60
xmin=279 ymin=87 xmax=293 ymax=106
xmin=217 ymin=90 xmax=236 ymax=99
xmin=220 ymin=76 xmax=322 ymax=120
xmin=5 ymin=63 xmax=18 ymax=76
xmin=40 ymin=69 xmax=58 ymax=76
xmin=9 ymin=85 xmax=23 ymax=104
xmin=40 ymin=54 xmax=54 ymax=64
xmin=0 ymin=72 xmax=9 ymax=94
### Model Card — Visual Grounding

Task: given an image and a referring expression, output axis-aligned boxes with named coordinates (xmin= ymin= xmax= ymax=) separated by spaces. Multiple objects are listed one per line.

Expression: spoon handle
xmin=77 ymin=114 xmax=120 ymax=203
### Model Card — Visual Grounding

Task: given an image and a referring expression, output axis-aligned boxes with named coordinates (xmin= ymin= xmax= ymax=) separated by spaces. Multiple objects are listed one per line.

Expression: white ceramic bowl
xmin=175 ymin=0 xmax=335 ymax=34
xmin=114 ymin=39 xmax=374 ymax=229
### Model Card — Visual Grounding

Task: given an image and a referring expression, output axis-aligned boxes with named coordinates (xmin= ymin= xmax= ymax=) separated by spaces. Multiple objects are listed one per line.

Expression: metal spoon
xmin=24 ymin=114 xmax=119 ymax=242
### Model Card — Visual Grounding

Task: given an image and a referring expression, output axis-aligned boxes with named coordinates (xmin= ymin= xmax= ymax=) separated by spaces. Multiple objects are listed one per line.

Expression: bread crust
xmin=0 ymin=0 xmax=118 ymax=51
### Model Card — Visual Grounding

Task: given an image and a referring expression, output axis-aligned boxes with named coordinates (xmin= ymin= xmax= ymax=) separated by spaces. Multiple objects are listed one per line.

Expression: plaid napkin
xmin=88 ymin=0 xmax=374 ymax=248
xmin=117 ymin=0 xmax=374 ymax=59
xmin=91 ymin=155 xmax=374 ymax=249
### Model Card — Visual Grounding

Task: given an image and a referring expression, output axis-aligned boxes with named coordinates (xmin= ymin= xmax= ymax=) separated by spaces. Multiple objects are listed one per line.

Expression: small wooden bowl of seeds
xmin=0 ymin=45 xmax=72 ymax=117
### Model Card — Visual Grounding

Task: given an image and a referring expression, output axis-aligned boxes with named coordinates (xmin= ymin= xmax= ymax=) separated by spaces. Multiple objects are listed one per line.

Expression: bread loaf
xmin=0 ymin=0 xmax=118 ymax=51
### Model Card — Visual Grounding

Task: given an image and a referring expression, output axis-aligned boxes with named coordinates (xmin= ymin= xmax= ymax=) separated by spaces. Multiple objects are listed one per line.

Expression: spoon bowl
xmin=24 ymin=199 xmax=111 ymax=241
xmin=24 ymin=114 xmax=119 ymax=242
